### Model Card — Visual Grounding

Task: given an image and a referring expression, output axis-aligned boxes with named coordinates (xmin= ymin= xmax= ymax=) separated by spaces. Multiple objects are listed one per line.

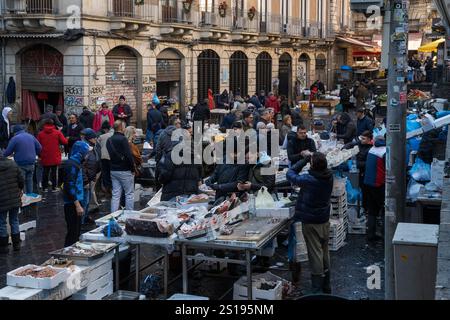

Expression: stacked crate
xmin=331 ymin=176 xmax=348 ymax=233
xmin=329 ymin=218 xmax=347 ymax=251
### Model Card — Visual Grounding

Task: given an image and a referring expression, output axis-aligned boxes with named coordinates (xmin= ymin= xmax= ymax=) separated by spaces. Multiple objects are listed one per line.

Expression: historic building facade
xmin=0 ymin=0 xmax=352 ymax=128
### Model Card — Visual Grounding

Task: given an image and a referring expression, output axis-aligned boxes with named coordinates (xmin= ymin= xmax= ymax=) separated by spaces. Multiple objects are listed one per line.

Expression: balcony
xmin=107 ymin=0 xmax=158 ymax=33
xmin=0 ymin=0 xmax=58 ymax=32
xmin=158 ymin=0 xmax=198 ymax=37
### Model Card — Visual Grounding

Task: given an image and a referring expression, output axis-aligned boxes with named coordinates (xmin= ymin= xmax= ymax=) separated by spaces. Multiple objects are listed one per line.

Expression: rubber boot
xmin=11 ymin=233 xmax=21 ymax=252
xmin=323 ymin=270 xmax=332 ymax=294
xmin=311 ymin=275 xmax=324 ymax=294
xmin=0 ymin=236 xmax=9 ymax=254
xmin=289 ymin=261 xmax=302 ymax=285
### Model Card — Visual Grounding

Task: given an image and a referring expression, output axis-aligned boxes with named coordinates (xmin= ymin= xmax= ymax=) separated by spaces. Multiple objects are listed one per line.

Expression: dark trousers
xmin=366 ymin=185 xmax=385 ymax=217
xmin=101 ymin=159 xmax=112 ymax=189
xmin=42 ymin=165 xmax=58 ymax=190
xmin=64 ymin=203 xmax=81 ymax=247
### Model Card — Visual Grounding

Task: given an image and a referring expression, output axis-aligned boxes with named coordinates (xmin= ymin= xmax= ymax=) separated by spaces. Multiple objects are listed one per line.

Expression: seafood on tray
xmin=184 ymin=194 xmax=209 ymax=204
xmin=14 ymin=266 xmax=59 ymax=278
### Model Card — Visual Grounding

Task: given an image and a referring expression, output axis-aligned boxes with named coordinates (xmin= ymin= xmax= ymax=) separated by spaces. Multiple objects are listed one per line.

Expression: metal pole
xmin=385 ymin=0 xmax=409 ymax=300
xmin=182 ymin=243 xmax=188 ymax=294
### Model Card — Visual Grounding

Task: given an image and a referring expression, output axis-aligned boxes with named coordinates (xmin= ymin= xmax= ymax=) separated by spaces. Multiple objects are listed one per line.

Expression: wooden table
xmin=311 ymin=99 xmax=339 ymax=116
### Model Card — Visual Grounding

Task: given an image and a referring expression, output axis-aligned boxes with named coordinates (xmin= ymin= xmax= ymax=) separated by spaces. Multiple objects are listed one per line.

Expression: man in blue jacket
xmin=287 ymin=152 xmax=334 ymax=294
xmin=356 ymin=108 xmax=375 ymax=137
xmin=4 ymin=125 xmax=42 ymax=194
xmin=62 ymin=141 xmax=89 ymax=247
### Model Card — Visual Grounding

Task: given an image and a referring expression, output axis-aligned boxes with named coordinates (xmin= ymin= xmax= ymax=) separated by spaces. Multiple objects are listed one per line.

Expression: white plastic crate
xmin=255 ymin=207 xmax=295 ymax=219
xmin=233 ymin=276 xmax=283 ymax=300
xmin=7 ymin=265 xmax=69 ymax=290
xmin=72 ymin=270 xmax=114 ymax=300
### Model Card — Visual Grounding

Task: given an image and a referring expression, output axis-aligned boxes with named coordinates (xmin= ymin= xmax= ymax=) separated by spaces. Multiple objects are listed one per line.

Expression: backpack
xmin=155 ymin=151 xmax=174 ymax=185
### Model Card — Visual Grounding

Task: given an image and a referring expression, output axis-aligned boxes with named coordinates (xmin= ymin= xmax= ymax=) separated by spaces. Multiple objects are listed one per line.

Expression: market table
xmin=178 ymin=218 xmax=291 ymax=300
xmin=210 ymin=108 xmax=229 ymax=124
xmin=311 ymin=99 xmax=339 ymax=116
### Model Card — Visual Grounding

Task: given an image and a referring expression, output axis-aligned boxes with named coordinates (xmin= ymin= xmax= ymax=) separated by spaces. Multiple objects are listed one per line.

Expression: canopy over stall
xmin=418 ymin=38 xmax=445 ymax=53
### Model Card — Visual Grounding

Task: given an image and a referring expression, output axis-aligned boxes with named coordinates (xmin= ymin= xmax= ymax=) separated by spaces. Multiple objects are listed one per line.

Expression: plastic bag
xmin=346 ymin=179 xmax=360 ymax=205
xmin=255 ymin=186 xmax=276 ymax=209
xmin=407 ymin=179 xmax=423 ymax=201
xmin=431 ymin=158 xmax=445 ymax=189
xmin=406 ymin=119 xmax=421 ymax=132
xmin=409 ymin=158 xmax=431 ymax=182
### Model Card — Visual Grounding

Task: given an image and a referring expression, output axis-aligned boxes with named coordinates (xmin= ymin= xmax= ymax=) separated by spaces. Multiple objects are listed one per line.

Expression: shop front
xmin=156 ymin=49 xmax=183 ymax=108
xmin=20 ymin=44 xmax=63 ymax=124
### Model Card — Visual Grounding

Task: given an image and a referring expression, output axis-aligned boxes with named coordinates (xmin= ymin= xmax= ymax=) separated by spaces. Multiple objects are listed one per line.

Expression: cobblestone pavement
xmin=0 ymin=191 xmax=385 ymax=300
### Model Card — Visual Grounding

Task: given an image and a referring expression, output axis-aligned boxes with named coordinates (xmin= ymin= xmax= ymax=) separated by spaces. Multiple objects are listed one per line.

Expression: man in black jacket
xmin=113 ymin=95 xmax=133 ymax=126
xmin=287 ymin=125 xmax=317 ymax=164
xmin=356 ymin=108 xmax=374 ymax=137
xmin=39 ymin=105 xmax=63 ymax=129
xmin=79 ymin=107 xmax=95 ymax=129
xmin=287 ymin=152 xmax=333 ymax=294
xmin=107 ymin=120 xmax=135 ymax=212
xmin=332 ymin=112 xmax=356 ymax=144
xmin=55 ymin=106 xmax=68 ymax=136
xmin=192 ymin=99 xmax=211 ymax=127
xmin=146 ymin=103 xmax=163 ymax=146
xmin=155 ymin=117 xmax=182 ymax=163
xmin=0 ymin=150 xmax=24 ymax=253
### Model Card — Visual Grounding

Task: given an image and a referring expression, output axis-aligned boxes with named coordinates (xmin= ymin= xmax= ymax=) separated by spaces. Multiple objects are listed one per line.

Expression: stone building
xmin=0 ymin=0 xmax=353 ymax=128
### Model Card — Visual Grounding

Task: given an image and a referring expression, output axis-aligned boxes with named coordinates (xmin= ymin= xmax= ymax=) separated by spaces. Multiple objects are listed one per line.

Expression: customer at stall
xmin=221 ymin=109 xmax=238 ymax=130
xmin=291 ymin=105 xmax=304 ymax=127
xmin=145 ymin=102 xmax=164 ymax=146
xmin=258 ymin=90 xmax=267 ymax=108
xmin=287 ymin=125 xmax=317 ymax=164
xmin=287 ymin=152 xmax=334 ymax=294
xmin=331 ymin=112 xmax=356 ymax=144
xmin=107 ymin=120 xmax=135 ymax=212
xmin=0 ymin=106 xmax=13 ymax=150
xmin=280 ymin=115 xmax=293 ymax=146
xmin=93 ymin=102 xmax=115 ymax=133
xmin=339 ymin=84 xmax=352 ymax=113
xmin=124 ymin=126 xmax=143 ymax=177
xmin=356 ymin=108 xmax=375 ymax=137
xmin=155 ymin=116 xmax=182 ymax=163
xmin=344 ymin=131 xmax=374 ymax=214
xmin=265 ymin=92 xmax=280 ymax=115
xmin=159 ymin=139 xmax=203 ymax=202
xmin=217 ymin=90 xmax=230 ymax=109
xmin=55 ymin=106 xmax=68 ymax=136
xmin=97 ymin=122 xmax=114 ymax=193
xmin=113 ymin=95 xmax=133 ymax=126
xmin=364 ymin=135 xmax=386 ymax=243
xmin=3 ymin=124 xmax=42 ymax=194
xmin=353 ymin=81 xmax=369 ymax=108
xmin=39 ymin=105 xmax=63 ymax=130
xmin=66 ymin=113 xmax=84 ymax=155
xmin=241 ymin=111 xmax=254 ymax=132
xmin=79 ymin=128 xmax=100 ymax=226
xmin=62 ymin=141 xmax=89 ymax=247
xmin=280 ymin=95 xmax=291 ymax=118
xmin=79 ymin=106 xmax=95 ymax=129
xmin=192 ymin=98 xmax=211 ymax=128
xmin=0 ymin=150 xmax=25 ymax=254
xmin=237 ymin=147 xmax=275 ymax=193
xmin=37 ymin=119 xmax=68 ymax=192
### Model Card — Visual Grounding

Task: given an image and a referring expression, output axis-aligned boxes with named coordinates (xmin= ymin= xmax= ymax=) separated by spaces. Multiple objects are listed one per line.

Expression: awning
xmin=418 ymin=38 xmax=445 ymax=53
xmin=408 ymin=33 xmax=423 ymax=51
xmin=336 ymin=36 xmax=374 ymax=48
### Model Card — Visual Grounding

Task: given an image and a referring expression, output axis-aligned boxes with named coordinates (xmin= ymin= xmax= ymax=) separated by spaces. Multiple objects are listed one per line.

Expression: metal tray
xmin=48 ymin=242 xmax=117 ymax=266
xmin=103 ymin=290 xmax=141 ymax=300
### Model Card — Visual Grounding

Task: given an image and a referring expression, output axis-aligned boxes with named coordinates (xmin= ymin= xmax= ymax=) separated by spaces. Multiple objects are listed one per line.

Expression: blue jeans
xmin=19 ymin=164 xmax=35 ymax=194
xmin=111 ymin=171 xmax=134 ymax=212
xmin=0 ymin=208 xmax=20 ymax=237
xmin=288 ymin=222 xmax=297 ymax=262
xmin=82 ymin=185 xmax=91 ymax=224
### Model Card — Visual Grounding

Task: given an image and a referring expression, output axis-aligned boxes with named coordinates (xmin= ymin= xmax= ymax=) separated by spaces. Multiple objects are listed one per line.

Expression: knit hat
xmin=119 ymin=95 xmax=126 ymax=101
xmin=101 ymin=121 xmax=111 ymax=130
xmin=13 ymin=124 xmax=24 ymax=134
xmin=81 ymin=128 xmax=97 ymax=140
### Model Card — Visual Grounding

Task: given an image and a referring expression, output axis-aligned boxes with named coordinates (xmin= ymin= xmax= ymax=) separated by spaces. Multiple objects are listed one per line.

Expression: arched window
xmin=279 ymin=53 xmax=292 ymax=98
xmin=229 ymin=51 xmax=248 ymax=96
xmin=256 ymin=52 xmax=272 ymax=93
xmin=197 ymin=49 xmax=220 ymax=102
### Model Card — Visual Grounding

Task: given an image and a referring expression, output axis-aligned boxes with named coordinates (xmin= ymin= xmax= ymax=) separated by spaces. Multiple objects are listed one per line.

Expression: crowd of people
xmin=0 ymin=86 xmax=391 ymax=296
xmin=408 ymin=55 xmax=435 ymax=83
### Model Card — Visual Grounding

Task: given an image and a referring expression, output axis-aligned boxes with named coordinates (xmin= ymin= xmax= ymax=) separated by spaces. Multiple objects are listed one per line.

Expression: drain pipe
xmin=2 ymin=37 xmax=6 ymax=107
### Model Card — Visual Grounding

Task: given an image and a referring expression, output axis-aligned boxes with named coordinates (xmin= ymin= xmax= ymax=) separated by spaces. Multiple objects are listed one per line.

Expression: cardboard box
xmin=233 ymin=276 xmax=283 ymax=300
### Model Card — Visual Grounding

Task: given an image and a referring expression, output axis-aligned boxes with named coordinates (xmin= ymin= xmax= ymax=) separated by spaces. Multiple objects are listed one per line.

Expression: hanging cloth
xmin=22 ymin=90 xmax=41 ymax=121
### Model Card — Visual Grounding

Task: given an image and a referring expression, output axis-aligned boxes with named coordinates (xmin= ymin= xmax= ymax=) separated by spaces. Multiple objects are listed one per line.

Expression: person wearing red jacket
xmin=37 ymin=119 xmax=68 ymax=192
xmin=265 ymin=92 xmax=280 ymax=114
xmin=93 ymin=103 xmax=115 ymax=132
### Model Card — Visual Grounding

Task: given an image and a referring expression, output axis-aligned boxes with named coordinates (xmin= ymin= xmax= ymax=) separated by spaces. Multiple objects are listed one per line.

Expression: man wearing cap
xmin=113 ymin=95 xmax=133 ymax=126
xmin=39 ymin=105 xmax=63 ymax=129
xmin=146 ymin=102 xmax=163 ymax=146
xmin=4 ymin=125 xmax=42 ymax=194
xmin=79 ymin=128 xmax=100 ymax=225
xmin=79 ymin=106 xmax=95 ymax=129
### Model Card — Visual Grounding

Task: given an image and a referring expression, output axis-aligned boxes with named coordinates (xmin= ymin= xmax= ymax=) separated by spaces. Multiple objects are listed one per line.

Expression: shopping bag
xmin=255 ymin=186 xmax=276 ymax=209
xmin=409 ymin=158 xmax=431 ymax=182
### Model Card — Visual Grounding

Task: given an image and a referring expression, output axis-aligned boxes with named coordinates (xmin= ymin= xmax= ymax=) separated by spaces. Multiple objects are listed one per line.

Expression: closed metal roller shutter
xmin=21 ymin=44 xmax=63 ymax=92
xmin=279 ymin=53 xmax=292 ymax=97
xmin=229 ymin=51 xmax=248 ymax=97
xmin=256 ymin=52 xmax=272 ymax=93
xmin=105 ymin=47 xmax=138 ymax=125
xmin=197 ymin=49 xmax=220 ymax=103
xmin=157 ymin=49 xmax=181 ymax=82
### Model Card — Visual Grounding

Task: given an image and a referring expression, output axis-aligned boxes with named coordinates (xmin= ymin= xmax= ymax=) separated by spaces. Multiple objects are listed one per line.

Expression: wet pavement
xmin=0 ymin=191 xmax=385 ymax=300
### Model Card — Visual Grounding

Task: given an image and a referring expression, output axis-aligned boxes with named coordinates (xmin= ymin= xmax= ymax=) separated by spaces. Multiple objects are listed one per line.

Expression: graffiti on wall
xmin=64 ymin=95 xmax=84 ymax=107
xmin=65 ymin=86 xmax=83 ymax=95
